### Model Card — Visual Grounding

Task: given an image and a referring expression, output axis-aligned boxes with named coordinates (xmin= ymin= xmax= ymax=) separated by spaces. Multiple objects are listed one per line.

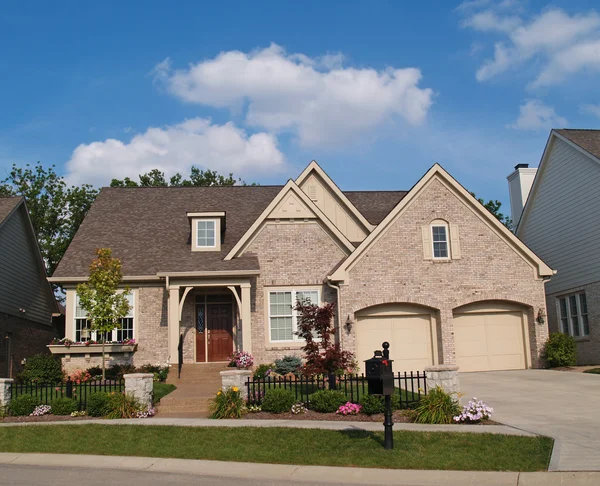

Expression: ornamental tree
xmin=76 ymin=248 xmax=130 ymax=380
xmin=294 ymin=300 xmax=355 ymax=376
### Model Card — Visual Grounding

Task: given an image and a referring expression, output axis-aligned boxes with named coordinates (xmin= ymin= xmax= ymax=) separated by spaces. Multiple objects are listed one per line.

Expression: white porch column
xmin=168 ymin=285 xmax=181 ymax=365
xmin=241 ymin=283 xmax=252 ymax=355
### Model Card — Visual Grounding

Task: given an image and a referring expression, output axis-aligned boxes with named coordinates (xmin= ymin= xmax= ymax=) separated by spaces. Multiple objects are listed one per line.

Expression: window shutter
xmin=449 ymin=223 xmax=461 ymax=259
xmin=421 ymin=226 xmax=432 ymax=260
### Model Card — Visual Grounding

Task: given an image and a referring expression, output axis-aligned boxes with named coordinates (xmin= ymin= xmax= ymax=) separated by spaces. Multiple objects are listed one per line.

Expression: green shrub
xmin=358 ymin=394 xmax=385 ymax=415
xmin=20 ymin=354 xmax=63 ymax=384
xmin=274 ymin=356 xmax=302 ymax=375
xmin=87 ymin=393 xmax=111 ymax=417
xmin=210 ymin=387 xmax=246 ymax=419
xmin=309 ymin=390 xmax=347 ymax=413
xmin=138 ymin=364 xmax=169 ymax=382
xmin=51 ymin=397 xmax=78 ymax=415
xmin=105 ymin=364 xmax=136 ymax=380
xmin=261 ymin=388 xmax=296 ymax=413
xmin=253 ymin=363 xmax=275 ymax=379
xmin=106 ymin=392 xmax=140 ymax=419
xmin=86 ymin=366 xmax=103 ymax=379
xmin=413 ymin=387 xmax=461 ymax=424
xmin=8 ymin=395 xmax=40 ymax=416
xmin=544 ymin=332 xmax=577 ymax=368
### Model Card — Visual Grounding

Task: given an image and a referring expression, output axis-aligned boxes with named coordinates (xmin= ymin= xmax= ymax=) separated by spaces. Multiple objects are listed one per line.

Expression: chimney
xmin=507 ymin=164 xmax=538 ymax=226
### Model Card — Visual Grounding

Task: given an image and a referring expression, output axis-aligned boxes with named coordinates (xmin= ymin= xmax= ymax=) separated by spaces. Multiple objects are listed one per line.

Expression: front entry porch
xmin=194 ymin=294 xmax=234 ymax=363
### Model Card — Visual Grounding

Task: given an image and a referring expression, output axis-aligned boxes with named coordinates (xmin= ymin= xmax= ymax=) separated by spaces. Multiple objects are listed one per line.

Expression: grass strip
xmin=0 ymin=425 xmax=553 ymax=471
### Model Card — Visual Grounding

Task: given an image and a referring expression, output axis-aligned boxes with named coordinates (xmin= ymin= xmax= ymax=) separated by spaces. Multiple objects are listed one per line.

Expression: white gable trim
xmin=517 ymin=130 xmax=600 ymax=235
xmin=296 ymin=160 xmax=375 ymax=232
xmin=224 ymin=180 xmax=355 ymax=260
xmin=329 ymin=164 xmax=554 ymax=282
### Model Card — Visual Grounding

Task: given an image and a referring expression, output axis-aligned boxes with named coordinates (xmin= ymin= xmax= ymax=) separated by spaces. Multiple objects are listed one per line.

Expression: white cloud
xmin=153 ymin=44 xmax=434 ymax=148
xmin=581 ymin=103 xmax=600 ymax=117
xmin=508 ymin=100 xmax=567 ymax=131
xmin=65 ymin=118 xmax=285 ymax=186
xmin=461 ymin=7 xmax=600 ymax=87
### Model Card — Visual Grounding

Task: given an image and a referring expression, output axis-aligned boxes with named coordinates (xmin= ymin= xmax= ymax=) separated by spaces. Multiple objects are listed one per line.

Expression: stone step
xmin=167 ymin=364 xmax=231 ymax=385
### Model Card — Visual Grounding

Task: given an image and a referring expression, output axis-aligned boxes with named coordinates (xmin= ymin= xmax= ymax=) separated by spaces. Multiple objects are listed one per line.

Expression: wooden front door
xmin=207 ymin=304 xmax=233 ymax=362
xmin=195 ymin=304 xmax=206 ymax=362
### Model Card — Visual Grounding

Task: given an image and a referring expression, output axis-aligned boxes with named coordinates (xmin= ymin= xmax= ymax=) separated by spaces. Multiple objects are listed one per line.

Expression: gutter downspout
xmin=326 ymin=278 xmax=343 ymax=345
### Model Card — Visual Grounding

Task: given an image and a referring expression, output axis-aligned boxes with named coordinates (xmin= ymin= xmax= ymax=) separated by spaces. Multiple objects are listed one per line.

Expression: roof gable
xmin=330 ymin=164 xmax=554 ymax=281
xmin=0 ymin=197 xmax=23 ymax=229
xmin=225 ymin=180 xmax=355 ymax=260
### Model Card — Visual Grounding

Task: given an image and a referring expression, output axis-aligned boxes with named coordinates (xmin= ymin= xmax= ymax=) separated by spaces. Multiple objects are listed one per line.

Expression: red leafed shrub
xmin=294 ymin=300 xmax=356 ymax=376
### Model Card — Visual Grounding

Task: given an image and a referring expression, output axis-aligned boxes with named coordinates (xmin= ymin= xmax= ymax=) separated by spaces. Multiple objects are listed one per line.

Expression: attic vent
xmin=307 ymin=184 xmax=318 ymax=201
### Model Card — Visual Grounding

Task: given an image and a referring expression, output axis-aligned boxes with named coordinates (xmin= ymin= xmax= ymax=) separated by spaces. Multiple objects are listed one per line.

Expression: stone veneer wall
xmin=546 ymin=280 xmax=600 ymax=365
xmin=244 ymin=222 xmax=346 ymax=365
xmin=339 ymin=178 xmax=549 ymax=368
xmin=0 ymin=312 xmax=58 ymax=378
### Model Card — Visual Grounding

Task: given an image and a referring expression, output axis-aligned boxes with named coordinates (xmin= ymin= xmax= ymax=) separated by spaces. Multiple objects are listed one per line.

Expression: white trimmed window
xmin=268 ymin=289 xmax=319 ymax=342
xmin=431 ymin=224 xmax=449 ymax=259
xmin=558 ymin=292 xmax=589 ymax=337
xmin=421 ymin=221 xmax=461 ymax=260
xmin=74 ymin=292 xmax=135 ymax=342
xmin=196 ymin=220 xmax=216 ymax=248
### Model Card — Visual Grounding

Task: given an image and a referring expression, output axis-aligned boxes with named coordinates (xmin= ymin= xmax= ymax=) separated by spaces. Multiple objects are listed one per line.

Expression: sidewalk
xmin=0 ymin=452 xmax=597 ymax=486
xmin=0 ymin=417 xmax=535 ymax=435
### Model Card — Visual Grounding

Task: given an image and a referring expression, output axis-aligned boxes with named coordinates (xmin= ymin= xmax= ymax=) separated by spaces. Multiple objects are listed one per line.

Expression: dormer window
xmin=188 ymin=212 xmax=225 ymax=252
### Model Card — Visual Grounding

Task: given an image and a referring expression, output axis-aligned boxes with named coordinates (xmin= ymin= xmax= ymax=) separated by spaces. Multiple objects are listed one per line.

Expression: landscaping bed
xmin=0 ymin=424 xmax=553 ymax=471
xmin=0 ymin=415 xmax=98 ymax=423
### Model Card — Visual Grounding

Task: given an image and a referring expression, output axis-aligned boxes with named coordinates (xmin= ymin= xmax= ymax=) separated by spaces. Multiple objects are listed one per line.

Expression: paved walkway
xmin=0 ymin=453 xmax=598 ymax=485
xmin=0 ymin=416 xmax=534 ymax=435
xmin=460 ymin=370 xmax=600 ymax=472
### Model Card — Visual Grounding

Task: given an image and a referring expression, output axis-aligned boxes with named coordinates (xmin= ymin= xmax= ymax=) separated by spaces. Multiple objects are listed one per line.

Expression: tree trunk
xmin=102 ymin=340 xmax=106 ymax=381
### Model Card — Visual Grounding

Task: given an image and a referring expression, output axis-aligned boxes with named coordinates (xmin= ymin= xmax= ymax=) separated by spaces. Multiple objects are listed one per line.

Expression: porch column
xmin=168 ymin=285 xmax=181 ymax=365
xmin=241 ymin=283 xmax=252 ymax=355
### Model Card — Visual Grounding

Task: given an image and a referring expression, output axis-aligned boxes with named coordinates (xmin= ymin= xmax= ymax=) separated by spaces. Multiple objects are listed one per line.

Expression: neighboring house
xmin=512 ymin=129 xmax=600 ymax=365
xmin=0 ymin=197 xmax=61 ymax=378
xmin=49 ymin=161 xmax=553 ymax=374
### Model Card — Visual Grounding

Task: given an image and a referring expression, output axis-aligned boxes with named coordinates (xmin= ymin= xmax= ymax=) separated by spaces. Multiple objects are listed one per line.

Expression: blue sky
xmin=1 ymin=1 xmax=599 ymax=210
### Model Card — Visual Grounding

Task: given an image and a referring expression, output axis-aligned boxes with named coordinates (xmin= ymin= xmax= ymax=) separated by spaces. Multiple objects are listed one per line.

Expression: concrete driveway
xmin=460 ymin=370 xmax=600 ymax=471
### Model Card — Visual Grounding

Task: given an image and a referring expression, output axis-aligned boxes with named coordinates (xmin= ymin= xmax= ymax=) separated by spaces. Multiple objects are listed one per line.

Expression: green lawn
xmin=153 ymin=383 xmax=176 ymax=404
xmin=0 ymin=425 xmax=553 ymax=471
xmin=583 ymin=368 xmax=600 ymax=374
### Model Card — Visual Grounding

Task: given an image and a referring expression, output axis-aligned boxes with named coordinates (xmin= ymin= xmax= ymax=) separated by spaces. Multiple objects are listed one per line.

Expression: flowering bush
xmin=30 ymin=404 xmax=52 ymax=416
xmin=123 ymin=338 xmax=136 ymax=346
xmin=291 ymin=403 xmax=308 ymax=415
xmin=247 ymin=404 xmax=262 ymax=413
xmin=70 ymin=410 xmax=87 ymax=417
xmin=136 ymin=406 xmax=156 ymax=418
xmin=210 ymin=387 xmax=245 ymax=419
xmin=228 ymin=351 xmax=254 ymax=369
xmin=454 ymin=397 xmax=493 ymax=424
xmin=69 ymin=369 xmax=93 ymax=384
xmin=336 ymin=402 xmax=362 ymax=416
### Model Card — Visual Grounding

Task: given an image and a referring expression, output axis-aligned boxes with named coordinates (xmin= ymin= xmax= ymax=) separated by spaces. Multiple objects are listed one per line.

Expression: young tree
xmin=294 ymin=300 xmax=355 ymax=376
xmin=76 ymin=248 xmax=130 ymax=380
xmin=0 ymin=163 xmax=98 ymax=276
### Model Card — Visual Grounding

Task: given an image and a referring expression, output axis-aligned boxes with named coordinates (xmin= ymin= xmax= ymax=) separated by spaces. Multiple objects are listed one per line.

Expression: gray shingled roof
xmin=556 ymin=129 xmax=600 ymax=160
xmin=0 ymin=197 xmax=22 ymax=226
xmin=344 ymin=191 xmax=407 ymax=225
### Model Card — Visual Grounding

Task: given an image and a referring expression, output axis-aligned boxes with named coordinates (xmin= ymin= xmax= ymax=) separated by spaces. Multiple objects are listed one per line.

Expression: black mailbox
xmin=365 ymin=342 xmax=394 ymax=396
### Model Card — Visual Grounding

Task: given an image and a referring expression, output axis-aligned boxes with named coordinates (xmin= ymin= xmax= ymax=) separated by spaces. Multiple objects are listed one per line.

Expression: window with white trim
xmin=74 ymin=292 xmax=134 ymax=342
xmin=558 ymin=292 xmax=589 ymax=337
xmin=431 ymin=224 xmax=449 ymax=259
xmin=196 ymin=220 xmax=216 ymax=248
xmin=268 ymin=289 xmax=319 ymax=342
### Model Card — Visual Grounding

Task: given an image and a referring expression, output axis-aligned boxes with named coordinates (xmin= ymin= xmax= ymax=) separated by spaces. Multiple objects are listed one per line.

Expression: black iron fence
xmin=246 ymin=371 xmax=427 ymax=409
xmin=11 ymin=379 xmax=125 ymax=411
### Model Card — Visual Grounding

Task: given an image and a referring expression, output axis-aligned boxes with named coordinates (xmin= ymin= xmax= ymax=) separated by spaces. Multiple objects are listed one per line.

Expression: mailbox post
xmin=365 ymin=341 xmax=394 ymax=450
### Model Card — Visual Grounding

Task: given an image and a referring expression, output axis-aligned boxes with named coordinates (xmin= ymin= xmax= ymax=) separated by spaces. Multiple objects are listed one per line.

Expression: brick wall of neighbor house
xmin=546 ymin=281 xmax=600 ymax=365
xmin=244 ymin=222 xmax=346 ymax=365
xmin=0 ymin=312 xmax=58 ymax=378
xmin=339 ymin=178 xmax=549 ymax=368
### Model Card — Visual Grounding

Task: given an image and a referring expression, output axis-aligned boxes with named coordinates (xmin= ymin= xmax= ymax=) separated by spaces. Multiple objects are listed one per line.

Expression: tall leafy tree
xmin=0 ymin=163 xmax=98 ymax=276
xmin=470 ymin=192 xmax=513 ymax=231
xmin=76 ymin=248 xmax=130 ymax=380
xmin=110 ymin=167 xmax=251 ymax=187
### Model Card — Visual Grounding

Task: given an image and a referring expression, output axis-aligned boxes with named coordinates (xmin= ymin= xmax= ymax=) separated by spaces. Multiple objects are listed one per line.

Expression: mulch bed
xmin=244 ymin=410 xmax=500 ymax=425
xmin=0 ymin=415 xmax=97 ymax=423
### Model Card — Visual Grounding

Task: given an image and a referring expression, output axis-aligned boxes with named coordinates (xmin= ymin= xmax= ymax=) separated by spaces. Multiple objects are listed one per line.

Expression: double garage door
xmin=355 ymin=302 xmax=529 ymax=373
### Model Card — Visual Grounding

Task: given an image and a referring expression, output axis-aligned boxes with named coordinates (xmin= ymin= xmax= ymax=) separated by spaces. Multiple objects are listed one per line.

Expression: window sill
xmin=266 ymin=343 xmax=305 ymax=351
xmin=47 ymin=344 xmax=137 ymax=355
xmin=574 ymin=336 xmax=591 ymax=343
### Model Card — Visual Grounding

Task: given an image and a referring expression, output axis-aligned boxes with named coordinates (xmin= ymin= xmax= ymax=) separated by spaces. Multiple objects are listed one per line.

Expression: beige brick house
xmin=49 ymin=161 xmax=553 ymax=373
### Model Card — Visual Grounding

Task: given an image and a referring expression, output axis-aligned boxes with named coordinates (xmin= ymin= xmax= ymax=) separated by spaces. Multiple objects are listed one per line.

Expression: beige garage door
xmin=356 ymin=309 xmax=435 ymax=373
xmin=453 ymin=308 xmax=528 ymax=372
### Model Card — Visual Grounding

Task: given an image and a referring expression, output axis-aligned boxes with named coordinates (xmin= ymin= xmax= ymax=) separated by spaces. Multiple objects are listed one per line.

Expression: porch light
xmin=345 ymin=315 xmax=353 ymax=332
xmin=536 ymin=307 xmax=546 ymax=325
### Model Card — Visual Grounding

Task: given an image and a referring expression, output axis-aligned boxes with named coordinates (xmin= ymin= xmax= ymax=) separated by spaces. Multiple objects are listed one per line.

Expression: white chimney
xmin=507 ymin=164 xmax=537 ymax=226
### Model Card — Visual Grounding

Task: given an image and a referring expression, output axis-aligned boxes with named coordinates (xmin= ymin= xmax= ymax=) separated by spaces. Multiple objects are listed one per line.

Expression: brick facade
xmin=0 ymin=312 xmax=59 ymax=378
xmin=546 ymin=280 xmax=600 ymax=365
xmin=339 ymin=178 xmax=549 ymax=368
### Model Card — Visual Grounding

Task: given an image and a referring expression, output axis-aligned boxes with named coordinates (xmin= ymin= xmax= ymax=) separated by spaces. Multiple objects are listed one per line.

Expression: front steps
xmin=159 ymin=363 xmax=230 ymax=416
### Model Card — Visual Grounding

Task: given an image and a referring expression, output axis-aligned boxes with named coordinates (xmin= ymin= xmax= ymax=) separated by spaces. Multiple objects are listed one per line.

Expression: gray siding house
xmin=0 ymin=197 xmax=60 ymax=377
xmin=513 ymin=129 xmax=600 ymax=365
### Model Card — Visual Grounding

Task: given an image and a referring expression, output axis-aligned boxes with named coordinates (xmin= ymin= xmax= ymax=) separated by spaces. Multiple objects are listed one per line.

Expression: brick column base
xmin=220 ymin=369 xmax=252 ymax=401
xmin=124 ymin=373 xmax=154 ymax=409
xmin=424 ymin=365 xmax=460 ymax=397
xmin=0 ymin=379 xmax=13 ymax=408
